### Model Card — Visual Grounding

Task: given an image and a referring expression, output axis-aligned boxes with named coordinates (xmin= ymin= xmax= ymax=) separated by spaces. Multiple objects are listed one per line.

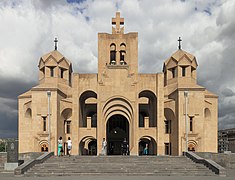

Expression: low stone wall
xmin=195 ymin=152 xmax=235 ymax=169
xmin=0 ymin=152 xmax=43 ymax=171
xmin=0 ymin=152 xmax=7 ymax=169
xmin=15 ymin=152 xmax=54 ymax=175
xmin=19 ymin=152 xmax=44 ymax=161
xmin=185 ymin=151 xmax=226 ymax=176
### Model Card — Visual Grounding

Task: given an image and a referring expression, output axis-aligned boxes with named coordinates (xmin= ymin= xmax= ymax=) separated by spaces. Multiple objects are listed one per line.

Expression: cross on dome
xmin=54 ymin=37 xmax=58 ymax=50
xmin=178 ymin=37 xmax=182 ymax=50
xmin=112 ymin=12 xmax=124 ymax=34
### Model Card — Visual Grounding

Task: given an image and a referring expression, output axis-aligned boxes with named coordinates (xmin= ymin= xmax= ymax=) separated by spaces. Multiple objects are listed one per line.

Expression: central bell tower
xmin=98 ymin=12 xmax=138 ymax=82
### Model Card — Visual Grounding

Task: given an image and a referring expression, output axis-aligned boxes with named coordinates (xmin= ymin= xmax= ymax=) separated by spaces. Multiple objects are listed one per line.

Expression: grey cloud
xmin=221 ymin=88 xmax=235 ymax=97
xmin=0 ymin=76 xmax=36 ymax=99
xmin=0 ymin=110 xmax=18 ymax=138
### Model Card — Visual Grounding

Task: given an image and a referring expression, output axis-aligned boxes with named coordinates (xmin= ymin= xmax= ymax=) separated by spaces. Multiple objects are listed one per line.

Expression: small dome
xmin=40 ymin=50 xmax=71 ymax=65
xmin=163 ymin=49 xmax=198 ymax=71
xmin=38 ymin=50 xmax=72 ymax=71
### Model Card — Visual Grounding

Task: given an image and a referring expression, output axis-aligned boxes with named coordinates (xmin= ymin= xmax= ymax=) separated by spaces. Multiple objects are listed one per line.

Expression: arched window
xmin=120 ymin=43 xmax=126 ymax=65
xmin=205 ymin=108 xmax=211 ymax=120
xmin=110 ymin=43 xmax=116 ymax=65
xmin=25 ymin=108 xmax=32 ymax=118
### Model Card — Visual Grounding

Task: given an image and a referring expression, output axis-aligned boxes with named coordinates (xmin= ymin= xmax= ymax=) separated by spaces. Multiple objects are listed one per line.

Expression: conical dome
xmin=39 ymin=50 xmax=72 ymax=69
xmin=163 ymin=49 xmax=197 ymax=70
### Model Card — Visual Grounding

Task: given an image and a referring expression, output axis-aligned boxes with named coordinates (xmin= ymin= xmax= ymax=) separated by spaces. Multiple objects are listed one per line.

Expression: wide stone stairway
xmin=25 ymin=155 xmax=216 ymax=176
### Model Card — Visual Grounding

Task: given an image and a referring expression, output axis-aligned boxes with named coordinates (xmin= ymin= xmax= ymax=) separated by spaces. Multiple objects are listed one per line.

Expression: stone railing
xmin=195 ymin=152 xmax=235 ymax=169
xmin=14 ymin=152 xmax=54 ymax=175
xmin=184 ymin=151 xmax=226 ymax=176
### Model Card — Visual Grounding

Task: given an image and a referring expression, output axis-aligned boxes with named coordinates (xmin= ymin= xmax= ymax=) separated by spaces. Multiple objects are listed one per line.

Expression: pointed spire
xmin=54 ymin=37 xmax=58 ymax=50
xmin=178 ymin=37 xmax=182 ymax=50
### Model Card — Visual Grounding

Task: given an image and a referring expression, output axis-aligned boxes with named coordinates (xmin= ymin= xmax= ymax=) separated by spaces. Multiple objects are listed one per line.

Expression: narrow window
xmin=66 ymin=121 xmax=71 ymax=134
xmin=182 ymin=67 xmax=186 ymax=77
xmin=171 ymin=68 xmax=176 ymax=78
xmin=69 ymin=72 xmax=72 ymax=86
xmin=165 ymin=120 xmax=169 ymax=133
xmin=60 ymin=68 xmax=64 ymax=78
xmin=169 ymin=143 xmax=172 ymax=155
xmin=190 ymin=117 xmax=193 ymax=132
xmin=165 ymin=143 xmax=169 ymax=155
xmin=43 ymin=117 xmax=46 ymax=131
xmin=50 ymin=67 xmax=54 ymax=77
xmin=110 ymin=51 xmax=116 ymax=64
xmin=120 ymin=50 xmax=126 ymax=65
xmin=165 ymin=120 xmax=171 ymax=134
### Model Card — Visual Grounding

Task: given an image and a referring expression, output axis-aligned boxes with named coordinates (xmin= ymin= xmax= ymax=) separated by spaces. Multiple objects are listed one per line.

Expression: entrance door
xmin=106 ymin=115 xmax=129 ymax=155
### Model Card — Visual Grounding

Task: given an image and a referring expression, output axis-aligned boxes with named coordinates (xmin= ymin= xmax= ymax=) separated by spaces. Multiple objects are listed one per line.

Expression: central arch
xmin=106 ymin=114 xmax=129 ymax=155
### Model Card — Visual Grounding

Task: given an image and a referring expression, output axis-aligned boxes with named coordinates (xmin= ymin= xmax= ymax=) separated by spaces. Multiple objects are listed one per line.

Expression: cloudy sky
xmin=0 ymin=0 xmax=235 ymax=138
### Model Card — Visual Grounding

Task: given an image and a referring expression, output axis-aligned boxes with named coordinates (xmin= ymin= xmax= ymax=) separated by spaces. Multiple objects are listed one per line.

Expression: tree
xmin=0 ymin=142 xmax=6 ymax=152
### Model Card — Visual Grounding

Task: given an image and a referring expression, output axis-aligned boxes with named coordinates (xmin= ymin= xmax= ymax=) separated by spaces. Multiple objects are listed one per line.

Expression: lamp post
xmin=184 ymin=91 xmax=188 ymax=153
xmin=47 ymin=91 xmax=51 ymax=152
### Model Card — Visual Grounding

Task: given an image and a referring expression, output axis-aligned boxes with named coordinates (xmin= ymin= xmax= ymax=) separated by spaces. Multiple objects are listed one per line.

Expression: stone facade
xmin=18 ymin=12 xmax=218 ymax=156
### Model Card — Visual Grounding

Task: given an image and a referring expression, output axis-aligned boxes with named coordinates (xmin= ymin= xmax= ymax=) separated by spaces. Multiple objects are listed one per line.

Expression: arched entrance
xmin=139 ymin=136 xmax=157 ymax=155
xmin=106 ymin=115 xmax=129 ymax=155
xmin=79 ymin=136 xmax=97 ymax=155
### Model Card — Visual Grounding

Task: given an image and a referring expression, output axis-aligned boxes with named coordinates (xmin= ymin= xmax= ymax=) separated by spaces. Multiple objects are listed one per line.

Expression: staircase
xmin=25 ymin=155 xmax=216 ymax=176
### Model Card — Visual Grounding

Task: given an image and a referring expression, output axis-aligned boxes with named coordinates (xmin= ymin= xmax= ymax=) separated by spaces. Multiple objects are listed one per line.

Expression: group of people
xmin=58 ymin=137 xmax=72 ymax=156
xmin=58 ymin=137 xmax=149 ymax=156
xmin=102 ymin=138 xmax=149 ymax=155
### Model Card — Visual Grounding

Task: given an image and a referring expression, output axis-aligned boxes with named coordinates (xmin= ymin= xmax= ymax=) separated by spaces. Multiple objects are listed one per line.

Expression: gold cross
xmin=112 ymin=12 xmax=124 ymax=34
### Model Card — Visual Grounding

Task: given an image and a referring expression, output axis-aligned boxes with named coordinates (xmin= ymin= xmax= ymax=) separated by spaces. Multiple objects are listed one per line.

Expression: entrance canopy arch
xmin=102 ymin=96 xmax=133 ymax=124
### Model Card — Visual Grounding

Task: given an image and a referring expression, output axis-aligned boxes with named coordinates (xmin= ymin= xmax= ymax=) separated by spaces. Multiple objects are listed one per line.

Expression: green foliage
xmin=0 ymin=143 xmax=6 ymax=152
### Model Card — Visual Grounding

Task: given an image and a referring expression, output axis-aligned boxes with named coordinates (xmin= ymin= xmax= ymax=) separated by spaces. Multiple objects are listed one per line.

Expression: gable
xmin=45 ymin=56 xmax=58 ymax=66
xmin=166 ymin=58 xmax=177 ymax=69
xmin=178 ymin=55 xmax=191 ymax=66
xmin=58 ymin=58 xmax=70 ymax=69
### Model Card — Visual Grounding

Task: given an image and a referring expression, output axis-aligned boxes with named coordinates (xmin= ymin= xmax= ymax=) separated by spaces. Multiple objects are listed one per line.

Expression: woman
xmin=67 ymin=137 xmax=72 ymax=156
xmin=58 ymin=136 xmax=63 ymax=156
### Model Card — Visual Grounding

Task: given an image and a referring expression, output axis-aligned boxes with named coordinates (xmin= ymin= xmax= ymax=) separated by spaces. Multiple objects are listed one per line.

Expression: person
xmin=67 ymin=137 xmax=72 ymax=156
xmin=102 ymin=138 xmax=107 ymax=155
xmin=58 ymin=136 xmax=63 ymax=156
xmin=143 ymin=143 xmax=148 ymax=155
xmin=122 ymin=138 xmax=128 ymax=155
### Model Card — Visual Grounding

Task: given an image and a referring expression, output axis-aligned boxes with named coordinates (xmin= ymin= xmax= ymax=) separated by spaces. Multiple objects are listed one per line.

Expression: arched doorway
xmin=106 ymin=115 xmax=129 ymax=155
xmin=79 ymin=136 xmax=97 ymax=155
xmin=139 ymin=136 xmax=157 ymax=155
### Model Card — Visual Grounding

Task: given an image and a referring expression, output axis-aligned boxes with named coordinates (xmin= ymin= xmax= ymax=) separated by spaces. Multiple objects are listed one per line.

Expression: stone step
xmin=24 ymin=155 xmax=216 ymax=177
xmin=25 ymin=172 xmax=216 ymax=177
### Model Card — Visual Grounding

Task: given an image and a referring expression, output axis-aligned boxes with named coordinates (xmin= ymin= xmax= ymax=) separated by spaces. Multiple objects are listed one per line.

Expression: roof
xmin=40 ymin=50 xmax=72 ymax=65
xmin=164 ymin=49 xmax=198 ymax=68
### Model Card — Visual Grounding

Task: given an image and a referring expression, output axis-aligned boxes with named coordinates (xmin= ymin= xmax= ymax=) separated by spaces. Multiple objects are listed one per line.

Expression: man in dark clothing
xmin=122 ymin=138 xmax=128 ymax=155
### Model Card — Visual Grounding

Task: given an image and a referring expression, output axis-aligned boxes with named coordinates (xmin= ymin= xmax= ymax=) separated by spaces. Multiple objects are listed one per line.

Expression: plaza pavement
xmin=0 ymin=169 xmax=235 ymax=180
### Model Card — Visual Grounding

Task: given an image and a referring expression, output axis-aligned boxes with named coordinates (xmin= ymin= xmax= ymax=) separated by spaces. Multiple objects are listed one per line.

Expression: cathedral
xmin=18 ymin=12 xmax=218 ymax=156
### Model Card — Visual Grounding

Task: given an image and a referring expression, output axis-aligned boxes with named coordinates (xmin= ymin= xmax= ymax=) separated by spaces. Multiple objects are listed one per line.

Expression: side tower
xmin=163 ymin=40 xmax=218 ymax=155
xmin=18 ymin=42 xmax=73 ymax=153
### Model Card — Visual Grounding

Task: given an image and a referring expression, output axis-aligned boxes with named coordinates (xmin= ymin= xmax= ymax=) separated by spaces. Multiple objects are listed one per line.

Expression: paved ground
xmin=0 ymin=169 xmax=235 ymax=180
